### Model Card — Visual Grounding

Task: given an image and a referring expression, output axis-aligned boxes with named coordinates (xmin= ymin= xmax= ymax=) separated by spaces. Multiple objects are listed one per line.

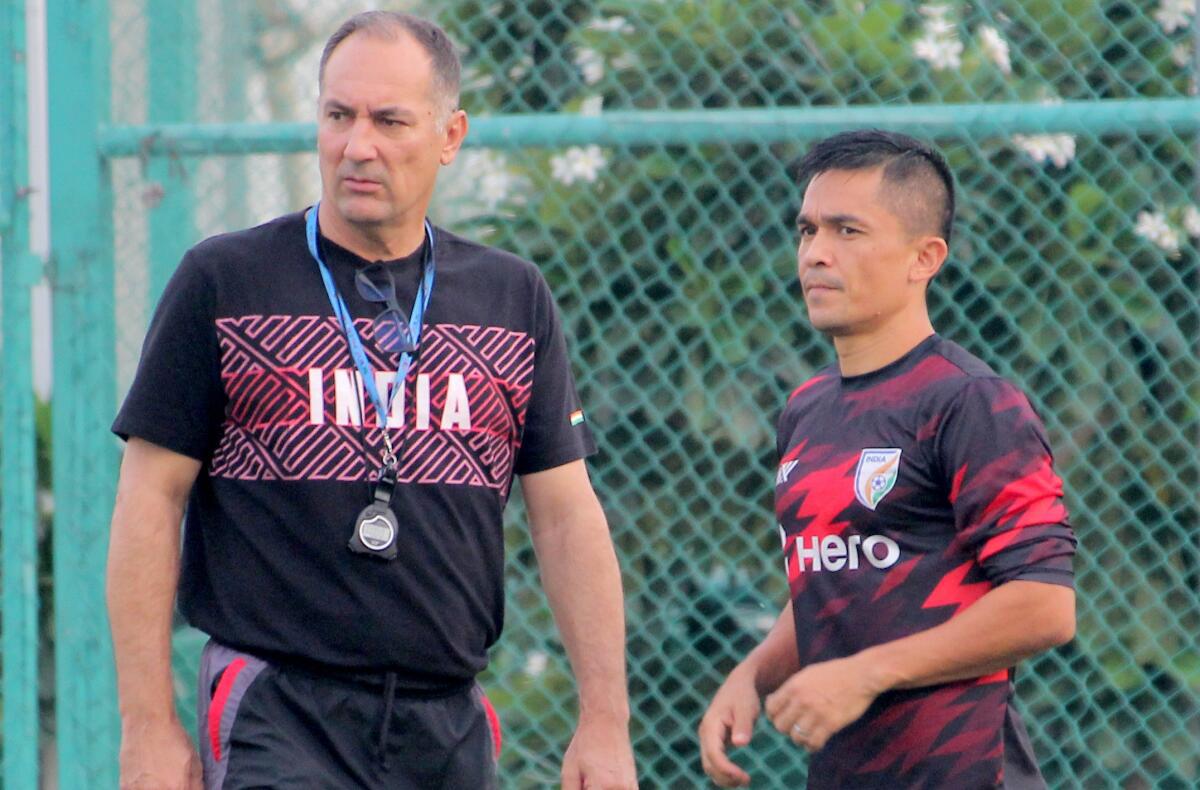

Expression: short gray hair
xmin=318 ymin=12 xmax=461 ymax=116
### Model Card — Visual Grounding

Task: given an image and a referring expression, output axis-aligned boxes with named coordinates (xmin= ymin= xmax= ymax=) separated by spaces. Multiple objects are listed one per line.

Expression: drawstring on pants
xmin=377 ymin=672 xmax=398 ymax=768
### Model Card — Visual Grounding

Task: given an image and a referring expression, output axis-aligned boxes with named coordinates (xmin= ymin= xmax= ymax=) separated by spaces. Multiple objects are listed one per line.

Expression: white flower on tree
xmin=1182 ymin=205 xmax=1200 ymax=238
xmin=574 ymin=47 xmax=605 ymax=85
xmin=587 ymin=16 xmax=634 ymax=34
xmin=507 ymin=54 xmax=533 ymax=81
xmin=978 ymin=25 xmax=1012 ymax=75
xmin=524 ymin=650 xmax=548 ymax=678
xmin=477 ymin=160 xmax=517 ymax=210
xmin=579 ymin=95 xmax=604 ymax=116
xmin=550 ymin=145 xmax=608 ymax=185
xmin=1012 ymin=133 xmax=1076 ymax=168
xmin=454 ymin=150 xmax=522 ymax=211
xmin=914 ymin=35 xmax=964 ymax=70
xmin=1134 ymin=210 xmax=1181 ymax=253
xmin=922 ymin=16 xmax=956 ymax=38
xmin=1154 ymin=0 xmax=1195 ymax=34
xmin=913 ymin=4 xmax=963 ymax=71
xmin=919 ymin=3 xmax=953 ymax=21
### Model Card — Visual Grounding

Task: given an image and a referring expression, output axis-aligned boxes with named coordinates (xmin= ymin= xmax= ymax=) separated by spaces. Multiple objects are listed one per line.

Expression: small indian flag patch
xmin=570 ymin=410 xmax=585 ymax=426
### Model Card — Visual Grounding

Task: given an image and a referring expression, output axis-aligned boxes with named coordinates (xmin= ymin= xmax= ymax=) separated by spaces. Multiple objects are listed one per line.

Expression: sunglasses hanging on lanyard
xmin=305 ymin=202 xmax=436 ymax=560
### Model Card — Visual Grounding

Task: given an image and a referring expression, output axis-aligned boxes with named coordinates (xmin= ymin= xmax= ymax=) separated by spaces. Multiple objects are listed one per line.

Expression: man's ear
xmin=909 ymin=235 xmax=948 ymax=285
xmin=440 ymin=110 xmax=469 ymax=166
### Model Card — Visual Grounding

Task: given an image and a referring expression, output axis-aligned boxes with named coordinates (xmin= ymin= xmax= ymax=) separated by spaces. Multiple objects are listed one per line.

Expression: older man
xmin=108 ymin=12 xmax=636 ymax=789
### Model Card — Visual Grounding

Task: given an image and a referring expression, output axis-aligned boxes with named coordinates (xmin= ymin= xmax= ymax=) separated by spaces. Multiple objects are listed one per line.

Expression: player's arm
xmin=699 ymin=600 xmax=801 ymax=788
xmin=859 ymin=578 xmax=1074 ymax=688
xmin=107 ymin=437 xmax=203 ymax=790
xmin=521 ymin=459 xmax=637 ymax=790
xmin=764 ymin=578 xmax=1073 ymax=751
xmin=738 ymin=599 xmax=803 ymax=695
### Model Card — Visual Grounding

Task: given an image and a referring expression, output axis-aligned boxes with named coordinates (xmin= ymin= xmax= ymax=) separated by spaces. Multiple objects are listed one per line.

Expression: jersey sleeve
xmin=935 ymin=377 xmax=1075 ymax=587
xmin=512 ymin=274 xmax=596 ymax=475
xmin=111 ymin=249 xmax=227 ymax=460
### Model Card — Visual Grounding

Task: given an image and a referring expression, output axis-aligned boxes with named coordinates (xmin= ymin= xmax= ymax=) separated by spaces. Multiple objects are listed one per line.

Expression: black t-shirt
xmin=113 ymin=210 xmax=596 ymax=688
xmin=775 ymin=335 xmax=1075 ymax=789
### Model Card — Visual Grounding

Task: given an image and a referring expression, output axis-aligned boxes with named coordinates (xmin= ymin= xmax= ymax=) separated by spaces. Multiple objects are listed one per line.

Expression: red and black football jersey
xmin=775 ymin=334 xmax=1075 ymax=789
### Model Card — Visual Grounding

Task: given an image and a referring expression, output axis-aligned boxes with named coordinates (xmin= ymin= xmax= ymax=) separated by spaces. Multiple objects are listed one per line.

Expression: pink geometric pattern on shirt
xmin=210 ymin=315 xmax=534 ymax=490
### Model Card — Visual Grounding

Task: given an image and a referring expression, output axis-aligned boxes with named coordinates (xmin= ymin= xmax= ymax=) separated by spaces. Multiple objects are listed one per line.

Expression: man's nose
xmin=343 ymin=118 xmax=378 ymax=162
xmin=798 ymin=229 xmax=832 ymax=271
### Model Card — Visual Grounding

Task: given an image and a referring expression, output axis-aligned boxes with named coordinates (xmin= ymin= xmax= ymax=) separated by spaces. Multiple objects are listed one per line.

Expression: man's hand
xmin=698 ymin=665 xmax=761 ymax=788
xmin=763 ymin=655 xmax=881 ymax=752
xmin=561 ymin=713 xmax=638 ymax=789
xmin=523 ymin=463 xmax=636 ymax=788
xmin=119 ymin=715 xmax=202 ymax=790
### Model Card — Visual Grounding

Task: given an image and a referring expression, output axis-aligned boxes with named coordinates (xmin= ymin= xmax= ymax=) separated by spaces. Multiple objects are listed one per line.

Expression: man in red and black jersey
xmin=699 ymin=130 xmax=1076 ymax=789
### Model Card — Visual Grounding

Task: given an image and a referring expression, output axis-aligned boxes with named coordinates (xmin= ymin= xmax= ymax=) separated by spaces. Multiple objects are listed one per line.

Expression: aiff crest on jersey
xmin=854 ymin=448 xmax=901 ymax=510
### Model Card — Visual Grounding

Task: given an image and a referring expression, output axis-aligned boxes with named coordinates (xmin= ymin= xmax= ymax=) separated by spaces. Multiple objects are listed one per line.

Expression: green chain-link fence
xmin=4 ymin=0 xmax=1198 ymax=786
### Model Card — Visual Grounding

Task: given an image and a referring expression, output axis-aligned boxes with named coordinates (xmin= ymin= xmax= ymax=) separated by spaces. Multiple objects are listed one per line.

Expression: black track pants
xmin=197 ymin=640 xmax=501 ymax=789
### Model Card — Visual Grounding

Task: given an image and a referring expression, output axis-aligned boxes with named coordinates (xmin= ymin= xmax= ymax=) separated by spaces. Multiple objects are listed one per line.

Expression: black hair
xmin=796 ymin=129 xmax=956 ymax=244
xmin=319 ymin=12 xmax=461 ymax=116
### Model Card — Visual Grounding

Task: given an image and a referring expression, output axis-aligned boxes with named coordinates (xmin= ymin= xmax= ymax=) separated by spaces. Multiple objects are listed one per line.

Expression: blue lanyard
xmin=305 ymin=202 xmax=436 ymax=446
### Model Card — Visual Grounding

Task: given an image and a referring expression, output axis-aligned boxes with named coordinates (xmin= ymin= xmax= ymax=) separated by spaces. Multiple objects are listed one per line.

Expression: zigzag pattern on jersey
xmin=386 ymin=322 xmax=534 ymax=491
xmin=209 ymin=316 xmax=533 ymax=488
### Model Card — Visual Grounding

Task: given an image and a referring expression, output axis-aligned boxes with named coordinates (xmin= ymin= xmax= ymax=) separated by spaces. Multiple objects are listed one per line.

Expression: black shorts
xmin=197 ymin=640 xmax=501 ymax=789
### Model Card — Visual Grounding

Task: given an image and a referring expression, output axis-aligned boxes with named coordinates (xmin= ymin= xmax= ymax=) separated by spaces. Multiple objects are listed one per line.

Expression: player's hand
xmin=118 ymin=715 xmax=203 ymax=790
xmin=698 ymin=664 xmax=760 ymax=788
xmin=561 ymin=712 xmax=638 ymax=789
xmin=764 ymin=655 xmax=881 ymax=752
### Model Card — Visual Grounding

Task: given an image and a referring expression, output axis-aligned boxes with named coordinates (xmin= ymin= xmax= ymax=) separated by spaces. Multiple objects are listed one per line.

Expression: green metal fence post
xmin=47 ymin=0 xmax=119 ymax=785
xmin=1 ymin=1 xmax=42 ymax=787
xmin=218 ymin=0 xmax=249 ymax=224
xmin=146 ymin=0 xmax=197 ymax=303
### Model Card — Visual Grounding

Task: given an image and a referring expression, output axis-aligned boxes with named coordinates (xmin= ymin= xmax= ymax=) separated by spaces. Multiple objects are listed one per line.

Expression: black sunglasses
xmin=355 ymin=264 xmax=417 ymax=354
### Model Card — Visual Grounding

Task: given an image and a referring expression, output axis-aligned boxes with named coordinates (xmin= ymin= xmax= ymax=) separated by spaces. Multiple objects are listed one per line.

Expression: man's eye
xmin=838 ymin=226 xmax=860 ymax=236
xmin=328 ymin=110 xmax=346 ymax=121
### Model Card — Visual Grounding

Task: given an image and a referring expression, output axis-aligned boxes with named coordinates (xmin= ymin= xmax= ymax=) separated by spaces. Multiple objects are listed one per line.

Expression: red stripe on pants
xmin=480 ymin=691 xmax=502 ymax=759
xmin=208 ymin=658 xmax=248 ymax=762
